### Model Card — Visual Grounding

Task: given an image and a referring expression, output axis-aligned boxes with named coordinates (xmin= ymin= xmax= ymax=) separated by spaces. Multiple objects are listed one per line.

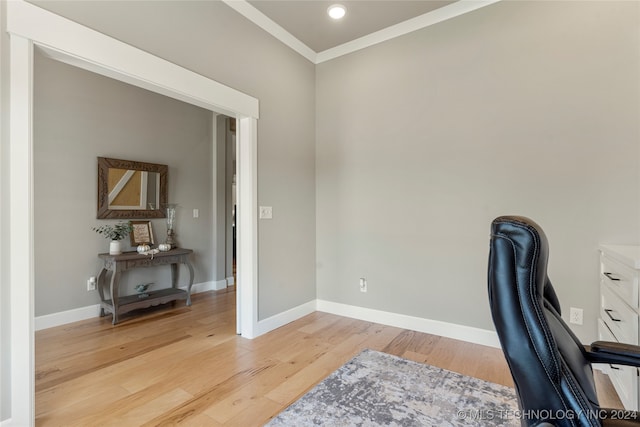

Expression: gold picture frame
xmin=130 ymin=221 xmax=154 ymax=246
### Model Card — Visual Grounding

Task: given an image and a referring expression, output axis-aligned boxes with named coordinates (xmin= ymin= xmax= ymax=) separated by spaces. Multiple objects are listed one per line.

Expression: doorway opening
xmin=7 ymin=2 xmax=260 ymax=424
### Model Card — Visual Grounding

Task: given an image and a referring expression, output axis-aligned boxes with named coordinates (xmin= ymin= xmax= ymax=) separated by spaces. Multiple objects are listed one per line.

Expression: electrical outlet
xmin=259 ymin=206 xmax=273 ymax=219
xmin=87 ymin=276 xmax=97 ymax=291
xmin=359 ymin=278 xmax=367 ymax=293
xmin=569 ymin=307 xmax=583 ymax=325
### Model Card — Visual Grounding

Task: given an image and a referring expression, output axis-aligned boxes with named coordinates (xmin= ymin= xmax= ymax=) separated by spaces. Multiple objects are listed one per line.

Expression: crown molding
xmin=223 ymin=0 xmax=500 ymax=65
xmin=316 ymin=0 xmax=501 ymax=63
xmin=222 ymin=0 xmax=318 ymax=63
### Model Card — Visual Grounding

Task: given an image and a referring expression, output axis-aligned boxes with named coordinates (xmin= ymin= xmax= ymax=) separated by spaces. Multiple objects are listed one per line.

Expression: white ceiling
xmin=247 ymin=0 xmax=456 ymax=52
xmin=225 ymin=0 xmax=500 ymax=63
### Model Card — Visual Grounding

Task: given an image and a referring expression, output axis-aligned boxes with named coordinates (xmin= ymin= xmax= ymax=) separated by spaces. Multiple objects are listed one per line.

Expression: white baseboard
xmin=253 ymin=299 xmax=500 ymax=348
xmin=255 ymin=300 xmax=317 ymax=337
xmin=34 ymin=292 xmax=501 ymax=349
xmin=216 ymin=279 xmax=229 ymax=290
xmin=192 ymin=280 xmax=228 ymax=292
xmin=35 ymin=304 xmax=102 ymax=331
xmin=316 ymin=300 xmax=501 ymax=349
xmin=0 ymin=418 xmax=12 ymax=427
xmin=35 ymin=281 xmax=216 ymax=331
xmin=226 ymin=276 xmax=235 ymax=286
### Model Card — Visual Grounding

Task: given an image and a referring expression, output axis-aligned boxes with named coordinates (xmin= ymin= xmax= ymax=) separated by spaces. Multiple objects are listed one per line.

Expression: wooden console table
xmin=97 ymin=248 xmax=194 ymax=324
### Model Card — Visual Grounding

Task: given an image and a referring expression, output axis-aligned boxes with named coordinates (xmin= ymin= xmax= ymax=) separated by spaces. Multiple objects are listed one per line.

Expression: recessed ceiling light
xmin=327 ymin=4 xmax=346 ymax=20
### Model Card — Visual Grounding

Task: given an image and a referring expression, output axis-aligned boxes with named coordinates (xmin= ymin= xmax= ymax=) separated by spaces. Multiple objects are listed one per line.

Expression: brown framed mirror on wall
xmin=97 ymin=157 xmax=168 ymax=219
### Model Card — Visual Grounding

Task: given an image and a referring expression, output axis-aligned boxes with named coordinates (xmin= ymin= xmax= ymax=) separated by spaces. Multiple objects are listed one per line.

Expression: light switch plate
xmin=259 ymin=206 xmax=273 ymax=219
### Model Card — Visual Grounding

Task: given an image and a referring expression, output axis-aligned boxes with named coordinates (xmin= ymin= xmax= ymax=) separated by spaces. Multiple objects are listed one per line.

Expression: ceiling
xmin=246 ymin=1 xmax=456 ymax=53
xmin=226 ymin=0 xmax=499 ymax=63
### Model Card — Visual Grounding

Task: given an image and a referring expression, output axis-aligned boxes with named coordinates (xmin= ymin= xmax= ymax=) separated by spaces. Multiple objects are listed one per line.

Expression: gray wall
xmin=2 ymin=1 xmax=317 ymax=421
xmin=28 ymin=0 xmax=318 ymax=320
xmin=316 ymin=0 xmax=640 ymax=342
xmin=34 ymin=51 xmax=216 ymax=315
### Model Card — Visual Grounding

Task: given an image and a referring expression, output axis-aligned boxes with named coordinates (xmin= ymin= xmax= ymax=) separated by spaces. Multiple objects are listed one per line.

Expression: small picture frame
xmin=130 ymin=221 xmax=154 ymax=246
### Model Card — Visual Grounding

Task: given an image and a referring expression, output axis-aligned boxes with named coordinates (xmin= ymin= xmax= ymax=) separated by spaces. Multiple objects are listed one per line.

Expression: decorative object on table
xmin=136 ymin=243 xmax=151 ymax=253
xmin=266 ymin=349 xmax=518 ymax=427
xmin=134 ymin=282 xmax=153 ymax=298
xmin=164 ymin=203 xmax=178 ymax=248
xmin=158 ymin=243 xmax=172 ymax=252
xmin=130 ymin=220 xmax=154 ymax=247
xmin=93 ymin=221 xmax=133 ymax=255
xmin=138 ymin=248 xmax=160 ymax=259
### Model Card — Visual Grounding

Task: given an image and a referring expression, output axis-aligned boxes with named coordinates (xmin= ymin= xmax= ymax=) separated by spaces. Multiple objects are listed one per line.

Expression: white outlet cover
xmin=259 ymin=206 xmax=273 ymax=219
xmin=569 ymin=307 xmax=583 ymax=325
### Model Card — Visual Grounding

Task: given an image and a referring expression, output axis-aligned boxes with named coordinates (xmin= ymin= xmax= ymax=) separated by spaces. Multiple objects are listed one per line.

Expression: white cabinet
xmin=598 ymin=244 xmax=640 ymax=410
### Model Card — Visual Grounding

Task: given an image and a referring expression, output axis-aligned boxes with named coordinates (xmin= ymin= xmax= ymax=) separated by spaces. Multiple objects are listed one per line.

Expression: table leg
xmin=170 ymin=263 xmax=179 ymax=289
xmin=171 ymin=259 xmax=195 ymax=306
xmin=97 ymin=268 xmax=108 ymax=317
xmin=109 ymin=271 xmax=121 ymax=325
xmin=185 ymin=261 xmax=195 ymax=306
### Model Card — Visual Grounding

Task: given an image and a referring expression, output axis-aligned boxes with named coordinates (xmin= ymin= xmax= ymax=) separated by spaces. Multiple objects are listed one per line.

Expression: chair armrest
xmin=585 ymin=341 xmax=640 ymax=367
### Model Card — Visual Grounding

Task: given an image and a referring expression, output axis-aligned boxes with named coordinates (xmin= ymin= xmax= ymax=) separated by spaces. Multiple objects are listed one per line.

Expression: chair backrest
xmin=488 ymin=216 xmax=601 ymax=426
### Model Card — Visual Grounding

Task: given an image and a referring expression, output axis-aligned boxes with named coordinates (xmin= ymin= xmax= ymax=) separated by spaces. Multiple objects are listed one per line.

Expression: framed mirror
xmin=97 ymin=157 xmax=168 ymax=219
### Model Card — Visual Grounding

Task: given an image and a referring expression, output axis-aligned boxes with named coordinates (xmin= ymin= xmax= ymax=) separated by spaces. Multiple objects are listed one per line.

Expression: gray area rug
xmin=266 ymin=349 xmax=519 ymax=426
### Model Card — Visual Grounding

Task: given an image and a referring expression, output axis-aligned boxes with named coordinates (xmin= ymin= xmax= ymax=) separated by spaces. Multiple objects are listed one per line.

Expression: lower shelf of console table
xmin=97 ymin=248 xmax=194 ymax=325
xmin=101 ymin=288 xmax=189 ymax=318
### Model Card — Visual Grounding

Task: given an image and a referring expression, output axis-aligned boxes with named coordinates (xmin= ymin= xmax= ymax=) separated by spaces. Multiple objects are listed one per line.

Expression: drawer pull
xmin=610 ymin=364 xmax=620 ymax=370
xmin=604 ymin=272 xmax=621 ymax=281
xmin=604 ymin=309 xmax=622 ymax=322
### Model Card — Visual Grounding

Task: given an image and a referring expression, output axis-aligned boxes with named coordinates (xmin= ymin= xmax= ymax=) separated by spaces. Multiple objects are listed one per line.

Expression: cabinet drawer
xmin=601 ymin=285 xmax=639 ymax=345
xmin=601 ymin=253 xmax=639 ymax=309
xmin=598 ymin=319 xmax=639 ymax=411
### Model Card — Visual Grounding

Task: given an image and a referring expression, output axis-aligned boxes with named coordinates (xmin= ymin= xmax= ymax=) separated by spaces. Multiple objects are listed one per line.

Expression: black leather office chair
xmin=488 ymin=216 xmax=640 ymax=427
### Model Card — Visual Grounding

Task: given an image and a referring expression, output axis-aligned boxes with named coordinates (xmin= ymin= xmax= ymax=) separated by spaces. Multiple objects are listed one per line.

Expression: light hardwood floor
xmin=35 ymin=288 xmax=621 ymax=426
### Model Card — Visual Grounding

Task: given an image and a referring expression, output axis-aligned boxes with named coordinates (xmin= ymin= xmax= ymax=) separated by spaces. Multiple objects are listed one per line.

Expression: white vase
xmin=109 ymin=240 xmax=122 ymax=255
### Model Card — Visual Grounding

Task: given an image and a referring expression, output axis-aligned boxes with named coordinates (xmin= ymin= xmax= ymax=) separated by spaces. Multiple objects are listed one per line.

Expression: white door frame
xmin=5 ymin=1 xmax=260 ymax=425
